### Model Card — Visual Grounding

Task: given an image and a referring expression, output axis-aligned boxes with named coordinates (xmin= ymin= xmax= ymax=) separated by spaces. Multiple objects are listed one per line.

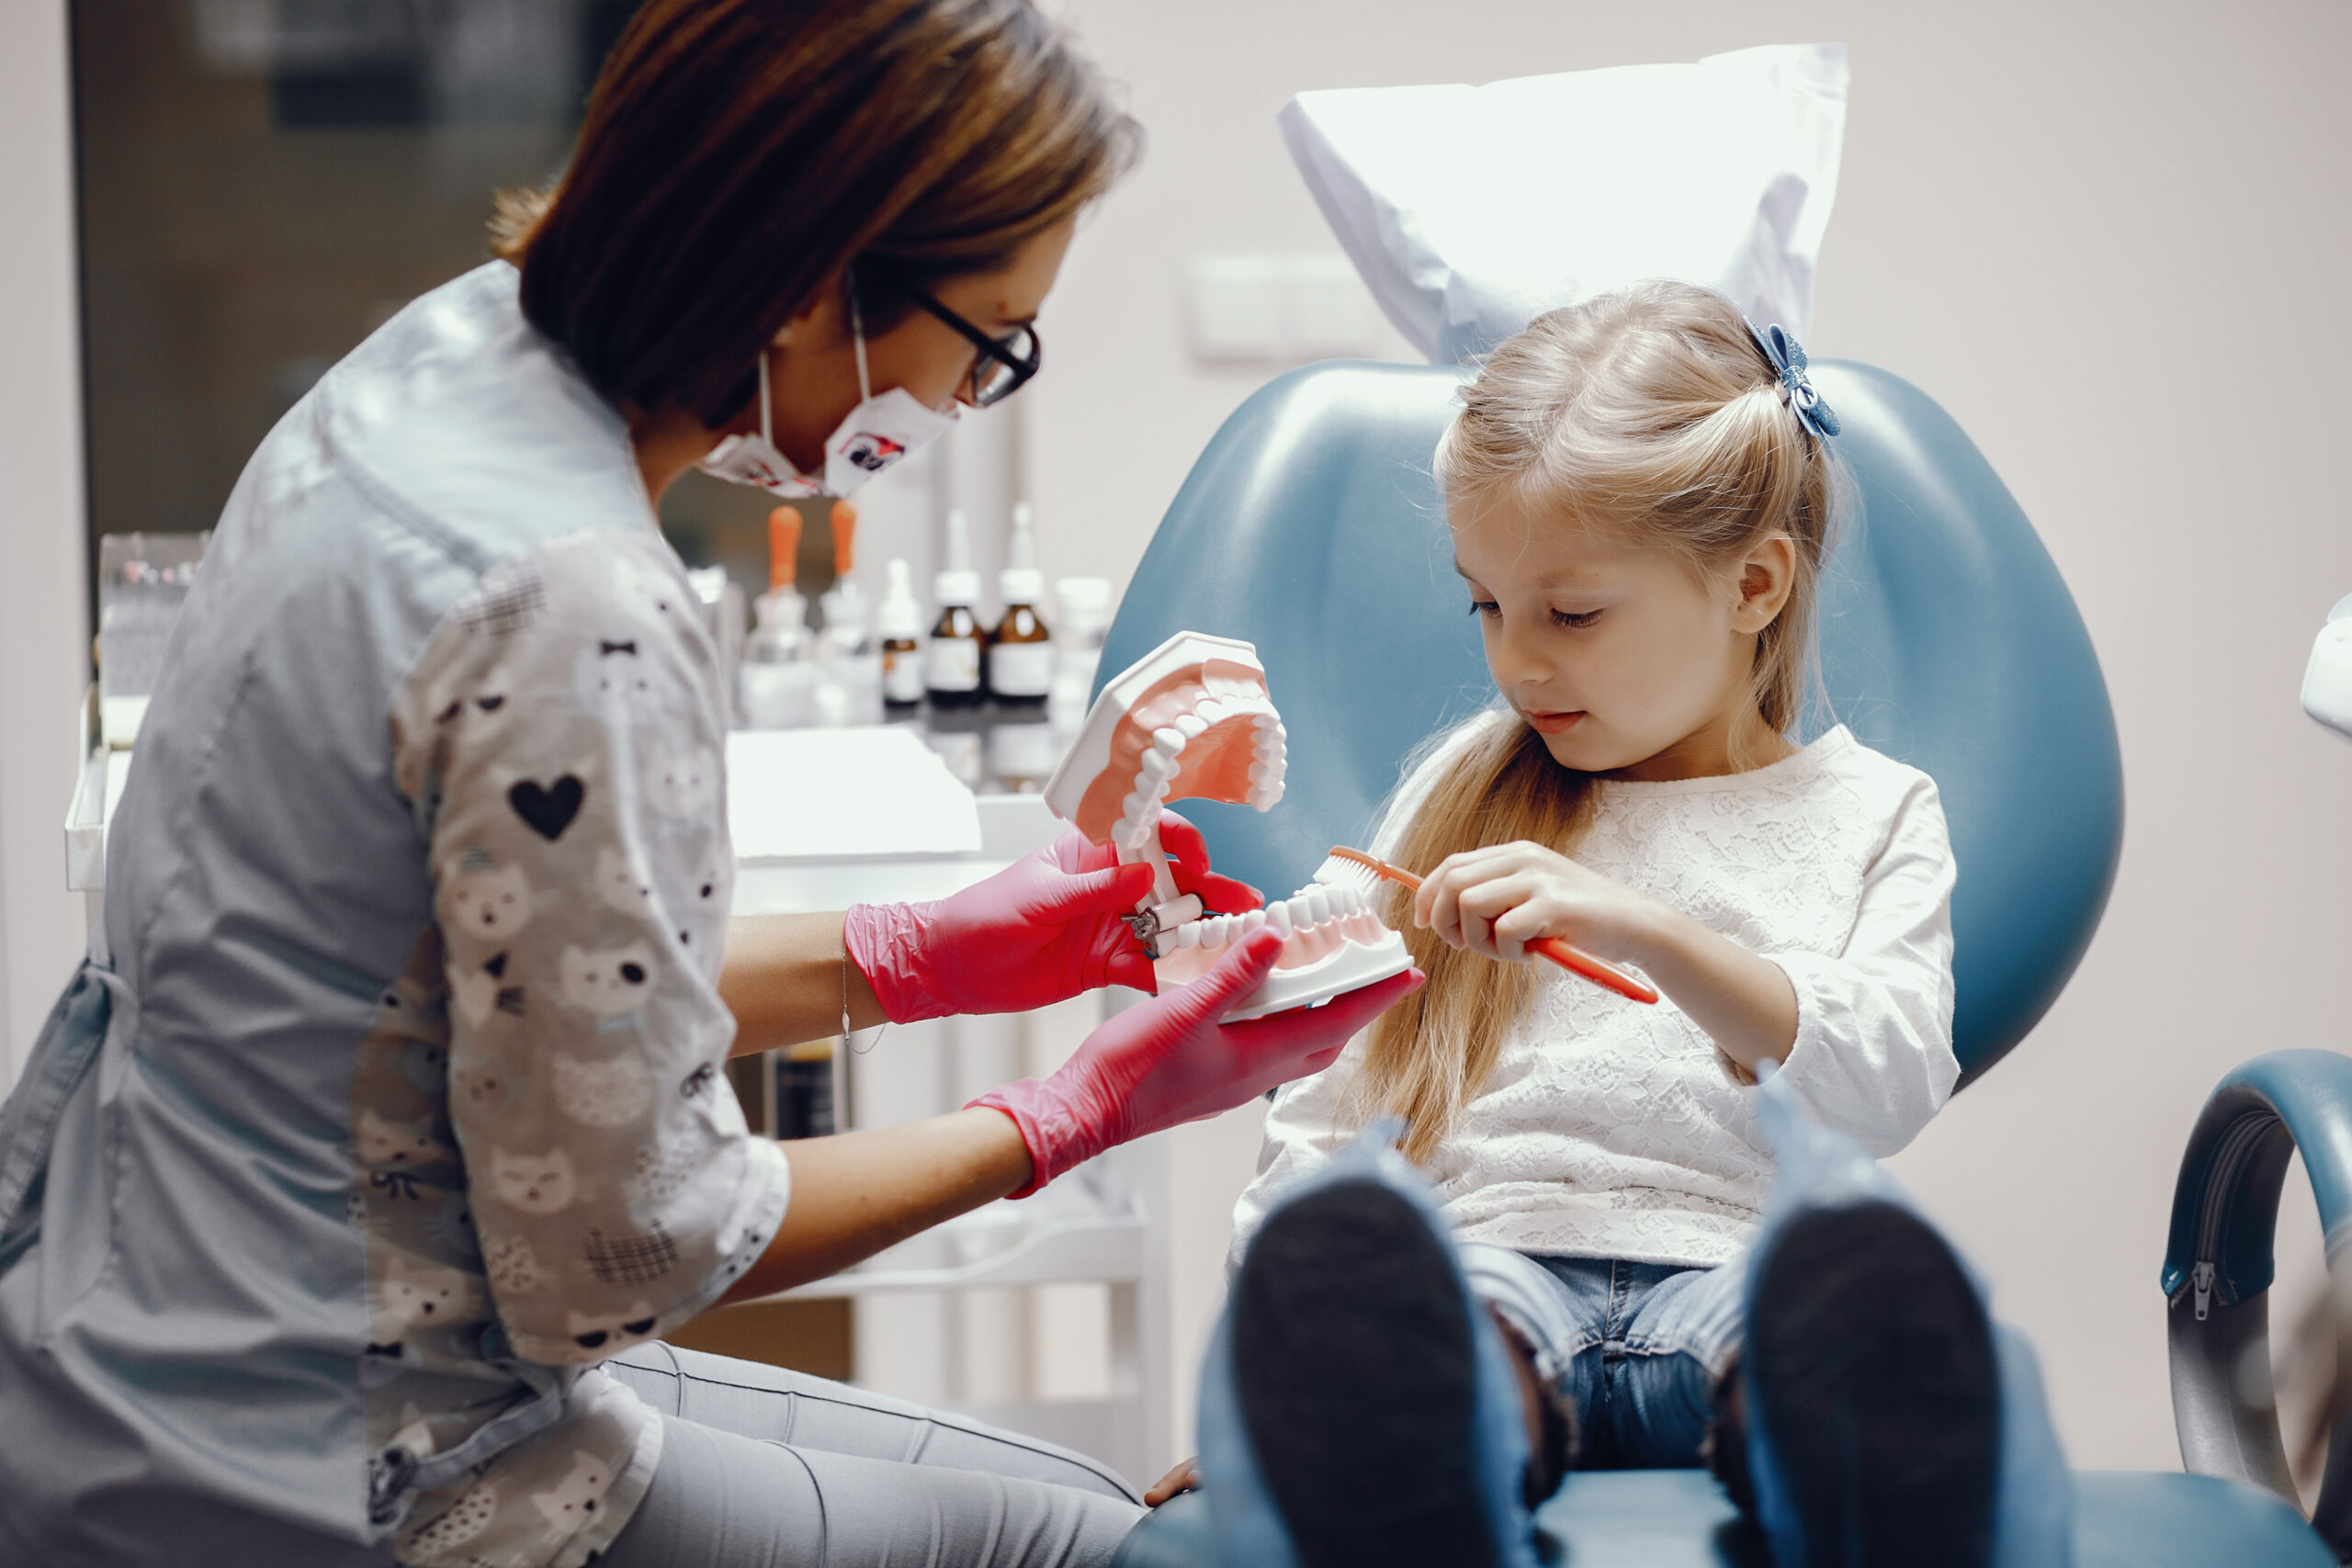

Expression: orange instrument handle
xmin=1328 ymin=846 xmax=1659 ymax=1005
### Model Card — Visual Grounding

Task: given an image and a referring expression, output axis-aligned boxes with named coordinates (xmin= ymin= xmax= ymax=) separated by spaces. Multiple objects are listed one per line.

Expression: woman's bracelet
xmin=842 ymin=935 xmax=886 ymax=1056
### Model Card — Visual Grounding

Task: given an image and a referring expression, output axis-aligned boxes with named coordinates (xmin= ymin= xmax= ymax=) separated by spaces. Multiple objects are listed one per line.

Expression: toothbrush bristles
xmin=1315 ymin=846 xmax=1421 ymax=894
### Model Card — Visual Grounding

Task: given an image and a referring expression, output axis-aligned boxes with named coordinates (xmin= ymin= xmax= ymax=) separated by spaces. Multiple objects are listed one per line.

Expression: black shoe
xmin=1230 ymin=1176 xmax=1516 ymax=1568
xmin=1705 ymin=1351 xmax=1757 ymax=1517
xmin=1744 ymin=1200 xmax=2000 ymax=1568
xmin=1491 ymin=1309 xmax=1577 ymax=1508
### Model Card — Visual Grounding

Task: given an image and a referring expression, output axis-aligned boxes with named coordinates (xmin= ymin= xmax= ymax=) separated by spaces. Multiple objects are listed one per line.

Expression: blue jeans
xmin=1461 ymin=1246 xmax=1745 ymax=1469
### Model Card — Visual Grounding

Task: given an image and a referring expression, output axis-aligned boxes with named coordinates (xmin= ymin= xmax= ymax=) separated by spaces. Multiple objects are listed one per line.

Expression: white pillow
xmin=1280 ymin=43 xmax=1849 ymax=363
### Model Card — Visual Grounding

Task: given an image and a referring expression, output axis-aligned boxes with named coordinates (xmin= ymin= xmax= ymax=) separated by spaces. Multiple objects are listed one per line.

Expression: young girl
xmin=1198 ymin=281 xmax=1983 ymax=1564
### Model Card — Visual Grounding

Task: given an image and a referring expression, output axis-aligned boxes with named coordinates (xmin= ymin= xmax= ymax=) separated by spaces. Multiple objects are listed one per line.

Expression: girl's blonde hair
xmin=1358 ymin=280 xmax=1842 ymax=1164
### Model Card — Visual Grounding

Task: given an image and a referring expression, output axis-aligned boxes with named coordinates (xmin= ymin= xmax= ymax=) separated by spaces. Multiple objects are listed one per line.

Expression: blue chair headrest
xmin=1102 ymin=359 xmax=2120 ymax=1083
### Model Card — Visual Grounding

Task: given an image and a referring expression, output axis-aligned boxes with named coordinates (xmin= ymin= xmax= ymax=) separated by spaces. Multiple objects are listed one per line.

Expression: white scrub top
xmin=0 ymin=262 xmax=790 ymax=1567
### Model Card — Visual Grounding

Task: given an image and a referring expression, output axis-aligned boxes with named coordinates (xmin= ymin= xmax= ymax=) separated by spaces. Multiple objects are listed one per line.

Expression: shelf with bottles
xmin=728 ymin=495 xmax=1118 ymax=807
xmin=95 ymin=532 xmax=210 ymax=750
xmin=736 ymin=500 xmax=889 ymax=730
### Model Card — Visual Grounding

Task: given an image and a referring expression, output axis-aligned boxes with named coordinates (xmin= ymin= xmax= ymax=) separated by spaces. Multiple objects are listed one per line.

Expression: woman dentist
xmin=0 ymin=4 xmax=1418 ymax=1565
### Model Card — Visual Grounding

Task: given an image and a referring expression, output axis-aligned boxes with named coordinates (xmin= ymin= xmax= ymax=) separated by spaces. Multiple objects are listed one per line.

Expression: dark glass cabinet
xmin=73 ymin=0 xmax=639 ymax=549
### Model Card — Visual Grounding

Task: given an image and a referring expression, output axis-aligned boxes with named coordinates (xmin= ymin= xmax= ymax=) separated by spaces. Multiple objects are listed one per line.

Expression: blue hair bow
xmin=1743 ymin=317 xmax=1840 ymax=440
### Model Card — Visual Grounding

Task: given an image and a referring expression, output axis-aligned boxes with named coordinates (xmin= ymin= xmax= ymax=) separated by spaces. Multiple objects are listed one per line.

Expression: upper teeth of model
xmin=1113 ymin=692 xmax=1288 ymax=852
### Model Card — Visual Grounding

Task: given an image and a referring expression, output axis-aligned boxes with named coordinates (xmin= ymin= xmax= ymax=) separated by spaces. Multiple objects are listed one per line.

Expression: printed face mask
xmin=696 ymin=292 xmax=958 ymax=499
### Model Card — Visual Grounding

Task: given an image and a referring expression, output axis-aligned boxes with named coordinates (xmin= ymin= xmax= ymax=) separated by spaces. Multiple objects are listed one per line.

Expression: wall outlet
xmin=1186 ymin=254 xmax=1388 ymax=364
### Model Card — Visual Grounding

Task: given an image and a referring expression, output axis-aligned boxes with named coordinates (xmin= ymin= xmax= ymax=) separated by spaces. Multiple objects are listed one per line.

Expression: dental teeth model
xmin=1043 ymin=631 xmax=1411 ymax=1021
xmin=1148 ymin=875 xmax=1412 ymax=1022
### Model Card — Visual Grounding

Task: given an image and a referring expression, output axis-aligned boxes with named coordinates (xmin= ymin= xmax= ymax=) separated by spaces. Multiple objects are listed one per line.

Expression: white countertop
xmin=69 ymin=727 xmax=1069 ymax=908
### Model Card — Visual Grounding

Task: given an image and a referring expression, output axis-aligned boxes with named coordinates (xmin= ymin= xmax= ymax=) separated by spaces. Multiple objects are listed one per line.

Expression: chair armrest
xmin=2164 ymin=1048 xmax=2352 ymax=1548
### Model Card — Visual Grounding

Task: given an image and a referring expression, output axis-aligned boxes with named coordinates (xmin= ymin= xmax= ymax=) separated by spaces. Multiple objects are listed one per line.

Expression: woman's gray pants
xmin=596 ymin=1341 xmax=1146 ymax=1566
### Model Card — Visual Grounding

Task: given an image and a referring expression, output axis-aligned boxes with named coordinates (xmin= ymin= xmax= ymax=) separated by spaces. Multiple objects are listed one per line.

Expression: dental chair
xmin=1101 ymin=360 xmax=2336 ymax=1564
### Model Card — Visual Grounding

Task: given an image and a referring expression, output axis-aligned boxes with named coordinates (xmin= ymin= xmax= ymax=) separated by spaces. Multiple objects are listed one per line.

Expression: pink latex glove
xmin=970 ymin=929 xmax=1425 ymax=1196
xmin=845 ymin=810 xmax=1263 ymax=1023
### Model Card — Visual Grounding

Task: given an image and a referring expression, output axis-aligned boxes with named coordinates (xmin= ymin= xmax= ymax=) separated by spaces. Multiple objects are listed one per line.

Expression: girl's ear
xmin=1731 ymin=533 xmax=1796 ymax=634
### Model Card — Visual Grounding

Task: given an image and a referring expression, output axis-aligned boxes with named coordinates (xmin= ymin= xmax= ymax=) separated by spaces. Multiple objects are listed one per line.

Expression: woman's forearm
xmin=714 ymin=1109 xmax=1033 ymax=1304
xmin=710 ymin=918 xmax=1034 ymax=1305
xmin=719 ymin=912 xmax=889 ymax=1056
xmin=1632 ymin=907 xmax=1800 ymax=1073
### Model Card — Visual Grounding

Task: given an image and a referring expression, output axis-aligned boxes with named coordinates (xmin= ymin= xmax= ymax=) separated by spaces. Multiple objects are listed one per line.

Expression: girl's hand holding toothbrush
xmin=1415 ymin=841 xmax=1668 ymax=967
xmin=1414 ymin=840 xmax=1799 ymax=1072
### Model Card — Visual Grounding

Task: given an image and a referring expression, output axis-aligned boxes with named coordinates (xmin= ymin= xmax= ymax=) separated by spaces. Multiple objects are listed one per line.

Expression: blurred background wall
xmin=4 ymin=0 xmax=2349 ymax=1480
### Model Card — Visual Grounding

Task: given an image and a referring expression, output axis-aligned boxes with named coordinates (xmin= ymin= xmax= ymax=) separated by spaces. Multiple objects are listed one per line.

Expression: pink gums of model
xmin=1043 ymin=631 xmax=1410 ymax=1021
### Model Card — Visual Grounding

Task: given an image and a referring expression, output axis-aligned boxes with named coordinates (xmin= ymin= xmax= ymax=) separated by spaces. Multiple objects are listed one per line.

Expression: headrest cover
xmin=1280 ymin=43 xmax=1850 ymax=364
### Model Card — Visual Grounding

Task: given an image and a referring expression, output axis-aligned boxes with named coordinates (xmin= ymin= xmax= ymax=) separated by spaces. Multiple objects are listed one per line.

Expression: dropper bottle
xmin=923 ymin=508 xmax=985 ymax=706
xmin=878 ymin=558 xmax=924 ymax=712
xmin=988 ymin=501 xmax=1052 ymax=706
xmin=818 ymin=500 xmax=880 ymax=724
xmin=821 ymin=500 xmax=869 ymax=656
xmin=740 ymin=505 xmax=814 ymax=728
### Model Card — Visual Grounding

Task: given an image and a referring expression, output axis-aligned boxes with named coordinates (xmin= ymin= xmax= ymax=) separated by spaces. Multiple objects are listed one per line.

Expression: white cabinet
xmin=732 ymin=789 xmax=1176 ymax=1485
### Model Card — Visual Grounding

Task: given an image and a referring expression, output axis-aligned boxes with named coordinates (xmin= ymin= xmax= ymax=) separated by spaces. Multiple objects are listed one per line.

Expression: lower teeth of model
xmin=1172 ymin=884 xmax=1368 ymax=951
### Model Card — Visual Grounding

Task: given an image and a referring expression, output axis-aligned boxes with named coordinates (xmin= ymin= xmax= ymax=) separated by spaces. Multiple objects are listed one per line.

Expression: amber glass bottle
xmin=923 ymin=510 xmax=985 ymax=706
xmin=989 ymin=502 xmax=1051 ymax=705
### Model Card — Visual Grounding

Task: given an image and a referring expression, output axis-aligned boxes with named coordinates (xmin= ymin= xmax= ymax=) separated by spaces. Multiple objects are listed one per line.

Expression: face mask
xmin=697 ymin=290 xmax=959 ymax=499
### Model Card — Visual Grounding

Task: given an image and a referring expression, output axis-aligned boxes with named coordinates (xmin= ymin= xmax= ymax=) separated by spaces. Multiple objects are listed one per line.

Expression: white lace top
xmin=1233 ymin=716 xmax=1958 ymax=1272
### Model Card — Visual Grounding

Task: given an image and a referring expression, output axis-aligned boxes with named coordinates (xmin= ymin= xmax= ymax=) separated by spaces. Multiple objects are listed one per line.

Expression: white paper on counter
xmin=1280 ymin=42 xmax=1849 ymax=364
xmin=727 ymin=727 xmax=982 ymax=862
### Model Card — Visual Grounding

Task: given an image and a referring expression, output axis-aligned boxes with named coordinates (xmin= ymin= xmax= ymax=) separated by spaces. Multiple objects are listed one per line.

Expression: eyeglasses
xmin=890 ymin=279 xmax=1043 ymax=408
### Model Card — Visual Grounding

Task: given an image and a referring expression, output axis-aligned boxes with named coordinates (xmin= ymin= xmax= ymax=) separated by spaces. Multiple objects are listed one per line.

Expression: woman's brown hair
xmin=1356 ymin=281 xmax=1842 ymax=1164
xmin=492 ymin=0 xmax=1138 ymax=426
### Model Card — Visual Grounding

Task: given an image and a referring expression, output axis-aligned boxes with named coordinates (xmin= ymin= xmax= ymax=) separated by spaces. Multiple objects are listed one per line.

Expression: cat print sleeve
xmin=390 ymin=531 xmax=791 ymax=1366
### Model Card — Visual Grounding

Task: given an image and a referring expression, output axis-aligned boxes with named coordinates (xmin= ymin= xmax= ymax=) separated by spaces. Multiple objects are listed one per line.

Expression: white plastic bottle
xmin=817 ymin=500 xmax=881 ymax=725
xmin=739 ymin=506 xmax=817 ymax=728
xmin=1050 ymin=575 xmax=1114 ymax=728
xmin=878 ymin=558 xmax=926 ymax=711
xmin=924 ymin=508 xmax=985 ymax=706
xmin=988 ymin=502 xmax=1053 ymax=705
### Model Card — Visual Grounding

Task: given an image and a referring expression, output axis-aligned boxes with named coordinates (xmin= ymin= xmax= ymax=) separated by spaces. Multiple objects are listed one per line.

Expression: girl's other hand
xmin=1413 ymin=840 xmax=1665 ymax=965
xmin=1145 ymin=1456 xmax=1200 ymax=1506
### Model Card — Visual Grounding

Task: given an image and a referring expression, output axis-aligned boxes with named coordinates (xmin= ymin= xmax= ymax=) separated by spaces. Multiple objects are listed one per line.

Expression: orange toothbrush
xmin=1319 ymin=845 xmax=1660 ymax=1005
